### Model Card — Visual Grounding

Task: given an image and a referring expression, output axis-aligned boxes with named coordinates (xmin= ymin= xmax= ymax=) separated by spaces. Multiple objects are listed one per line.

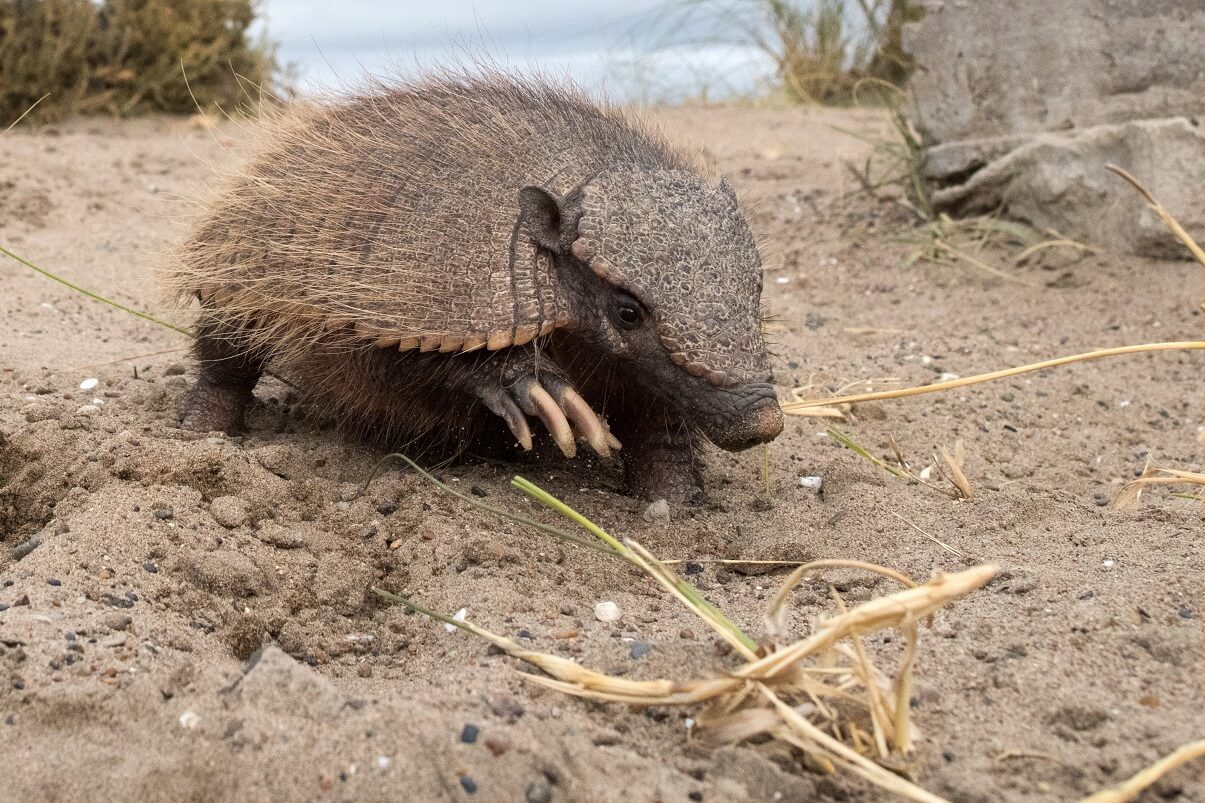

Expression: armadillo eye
xmin=613 ymin=297 xmax=643 ymax=330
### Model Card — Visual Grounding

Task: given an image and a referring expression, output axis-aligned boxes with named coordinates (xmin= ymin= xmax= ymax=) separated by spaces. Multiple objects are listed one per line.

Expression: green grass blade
xmin=364 ymin=453 xmax=617 ymax=556
xmin=0 ymin=244 xmax=188 ymax=335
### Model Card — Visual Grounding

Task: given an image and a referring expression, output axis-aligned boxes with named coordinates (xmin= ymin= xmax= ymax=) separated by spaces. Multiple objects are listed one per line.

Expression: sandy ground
xmin=1 ymin=105 xmax=1203 ymax=802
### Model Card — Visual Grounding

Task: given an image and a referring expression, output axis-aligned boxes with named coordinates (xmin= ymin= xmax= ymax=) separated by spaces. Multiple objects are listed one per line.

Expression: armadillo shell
xmin=173 ymin=73 xmax=696 ymax=358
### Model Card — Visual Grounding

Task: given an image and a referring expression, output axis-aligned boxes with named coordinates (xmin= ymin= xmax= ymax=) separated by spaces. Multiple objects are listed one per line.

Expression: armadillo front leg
xmin=471 ymin=348 xmax=620 ymax=458
xmin=178 ymin=321 xmax=263 ymax=434
xmin=621 ymin=418 xmax=704 ymax=505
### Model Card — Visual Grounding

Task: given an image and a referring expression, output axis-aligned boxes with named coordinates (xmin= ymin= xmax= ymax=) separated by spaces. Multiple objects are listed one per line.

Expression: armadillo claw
xmin=505 ymin=374 xmax=619 ymax=459
xmin=524 ymin=384 xmax=577 ymax=458
xmin=476 ymin=386 xmax=534 ymax=451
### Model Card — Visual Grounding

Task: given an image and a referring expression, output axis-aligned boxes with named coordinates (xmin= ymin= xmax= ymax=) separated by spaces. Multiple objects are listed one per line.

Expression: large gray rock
xmin=904 ymin=0 xmax=1205 ymax=257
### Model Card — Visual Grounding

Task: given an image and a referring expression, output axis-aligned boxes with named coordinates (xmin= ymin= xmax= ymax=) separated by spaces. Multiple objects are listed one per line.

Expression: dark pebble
xmin=1093 ymin=493 xmax=1109 ymax=507
xmin=47 ymin=579 xmax=61 ymax=587
xmin=0 ymin=604 xmax=8 ymax=612
xmin=525 ymin=780 xmax=553 ymax=803
xmin=943 ymin=751 xmax=956 ymax=762
xmin=684 ymin=562 xmax=704 ymax=575
xmin=517 ymin=629 xmax=532 ymax=640
xmin=143 ymin=562 xmax=159 ymax=574
xmin=470 ymin=486 xmax=488 ymax=497
xmin=4 ymin=715 xmax=13 ymax=725
xmin=460 ymin=723 xmax=480 ymax=744
xmin=153 ymin=508 xmax=174 ymax=520
xmin=102 ymin=594 xmax=134 ymax=609
xmin=164 ymin=363 xmax=187 ymax=376
xmin=65 ymin=632 xmax=76 ymax=641
xmin=13 ymin=595 xmax=29 ymax=607
xmin=12 ymin=681 xmax=24 ymax=690
xmin=689 ymin=792 xmax=704 ymax=802
xmin=1180 ymin=607 xmax=1194 ymax=619
xmin=630 ymin=641 xmax=652 ymax=659
xmin=12 ymin=537 xmax=41 ymax=560
xmin=459 ymin=776 xmax=477 ymax=794
xmin=376 ymin=501 xmax=398 ymax=516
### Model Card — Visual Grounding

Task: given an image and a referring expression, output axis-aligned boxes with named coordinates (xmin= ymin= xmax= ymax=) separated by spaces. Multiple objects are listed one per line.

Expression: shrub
xmin=0 ymin=0 xmax=277 ymax=124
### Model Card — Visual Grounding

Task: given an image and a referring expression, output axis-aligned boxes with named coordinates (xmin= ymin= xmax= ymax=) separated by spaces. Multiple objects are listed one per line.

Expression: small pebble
xmin=525 ymin=781 xmax=553 ymax=803
xmin=642 ymin=499 xmax=670 ymax=523
xmin=460 ymin=723 xmax=480 ymax=744
xmin=143 ymin=562 xmax=158 ymax=574
xmin=179 ymin=710 xmax=200 ymax=729
xmin=209 ymin=496 xmax=249 ymax=529
xmin=47 ymin=579 xmax=61 ymax=587
xmin=12 ymin=537 xmax=41 ymax=560
xmin=376 ymin=500 xmax=399 ymax=516
xmin=153 ymin=508 xmax=174 ymax=521
xmin=470 ymin=485 xmax=488 ymax=497
xmin=484 ymin=736 xmax=510 ymax=756
xmin=799 ymin=475 xmax=823 ymax=492
xmin=629 ymin=641 xmax=652 ymax=660
xmin=684 ymin=562 xmax=703 ymax=575
xmin=458 ymin=776 xmax=477 ymax=794
xmin=1180 ymin=607 xmax=1194 ymax=619
xmin=593 ymin=601 xmax=621 ymax=623
xmin=164 ymin=363 xmax=186 ymax=376
xmin=79 ymin=377 xmax=98 ymax=391
xmin=13 ymin=594 xmax=29 ymax=607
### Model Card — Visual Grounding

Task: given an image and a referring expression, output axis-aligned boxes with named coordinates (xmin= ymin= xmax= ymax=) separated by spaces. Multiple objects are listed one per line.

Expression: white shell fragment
xmin=594 ymin=601 xmax=621 ymax=623
xmin=799 ymin=476 xmax=823 ymax=492
xmin=444 ymin=608 xmax=467 ymax=633
xmin=79 ymin=377 xmax=98 ymax=390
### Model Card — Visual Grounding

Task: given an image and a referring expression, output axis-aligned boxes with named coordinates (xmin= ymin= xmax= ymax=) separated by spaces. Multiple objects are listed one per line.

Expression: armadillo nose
xmin=750 ymin=400 xmax=784 ymax=442
xmin=713 ymin=388 xmax=783 ymax=451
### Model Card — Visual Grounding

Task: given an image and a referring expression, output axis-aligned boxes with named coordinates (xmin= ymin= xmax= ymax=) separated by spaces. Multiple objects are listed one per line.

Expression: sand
xmin=1 ymin=105 xmax=1202 ymax=802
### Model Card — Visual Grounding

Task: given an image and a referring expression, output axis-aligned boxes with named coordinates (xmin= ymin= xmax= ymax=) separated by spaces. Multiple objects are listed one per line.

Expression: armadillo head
xmin=518 ymin=168 xmax=783 ymax=451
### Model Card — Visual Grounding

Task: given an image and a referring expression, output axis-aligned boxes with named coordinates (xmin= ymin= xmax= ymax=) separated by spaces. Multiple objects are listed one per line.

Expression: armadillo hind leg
xmin=472 ymin=349 xmax=621 ymax=459
xmin=178 ymin=322 xmax=264 ymax=434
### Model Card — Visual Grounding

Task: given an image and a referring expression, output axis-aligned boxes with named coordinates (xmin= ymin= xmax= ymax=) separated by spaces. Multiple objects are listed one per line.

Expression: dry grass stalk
xmin=374 ymin=475 xmax=1000 ymax=801
xmin=1080 ymin=739 xmax=1205 ymax=803
xmin=1112 ymin=458 xmax=1205 ymax=509
xmin=1106 ymin=165 xmax=1205 ymax=267
xmin=827 ymin=428 xmax=970 ymax=499
xmin=889 ymin=512 xmax=969 ymax=561
xmin=784 ymin=341 xmax=1205 ymax=411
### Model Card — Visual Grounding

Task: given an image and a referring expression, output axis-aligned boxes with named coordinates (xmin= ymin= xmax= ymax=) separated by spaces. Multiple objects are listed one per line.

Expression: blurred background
xmin=0 ymin=0 xmax=913 ymax=122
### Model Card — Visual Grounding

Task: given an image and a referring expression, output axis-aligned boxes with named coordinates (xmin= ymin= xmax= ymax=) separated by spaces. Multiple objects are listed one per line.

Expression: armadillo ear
xmin=518 ymin=185 xmax=564 ymax=252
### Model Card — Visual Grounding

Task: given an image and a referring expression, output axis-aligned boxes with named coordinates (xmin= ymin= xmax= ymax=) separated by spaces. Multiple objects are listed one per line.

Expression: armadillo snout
xmin=705 ymin=384 xmax=783 ymax=452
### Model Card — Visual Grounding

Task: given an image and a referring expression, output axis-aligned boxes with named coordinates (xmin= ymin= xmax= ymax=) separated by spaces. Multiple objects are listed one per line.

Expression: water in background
xmin=257 ymin=0 xmax=777 ymax=103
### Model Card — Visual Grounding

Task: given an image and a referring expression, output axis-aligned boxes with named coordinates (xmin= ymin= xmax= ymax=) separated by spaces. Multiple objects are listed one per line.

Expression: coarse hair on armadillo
xmin=164 ymin=69 xmax=709 ymax=378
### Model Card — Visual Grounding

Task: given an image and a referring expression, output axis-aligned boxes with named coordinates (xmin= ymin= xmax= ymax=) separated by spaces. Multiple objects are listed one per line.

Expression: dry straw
xmin=376 ymin=470 xmax=999 ymax=802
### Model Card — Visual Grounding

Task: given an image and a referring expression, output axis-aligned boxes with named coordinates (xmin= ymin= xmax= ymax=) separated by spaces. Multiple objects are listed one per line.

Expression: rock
xmin=101 ymin=613 xmax=132 ymax=631
xmin=209 ymin=496 xmax=249 ymax=529
xmin=460 ymin=723 xmax=479 ymax=743
xmin=904 ymin=0 xmax=1205 ymax=258
xmin=253 ymin=523 xmax=305 ymax=550
xmin=629 ymin=641 xmax=652 ymax=660
xmin=525 ymin=781 xmax=553 ymax=803
xmin=799 ymin=476 xmax=823 ymax=492
xmin=179 ymin=550 xmax=267 ymax=597
xmin=11 ymin=537 xmax=41 ymax=560
xmin=593 ymin=601 xmax=621 ymax=623
xmin=237 ymin=645 xmax=345 ymax=719
xmin=642 ymin=499 xmax=670 ymax=523
xmin=153 ymin=507 xmax=174 ymax=521
xmin=164 ymin=363 xmax=187 ymax=376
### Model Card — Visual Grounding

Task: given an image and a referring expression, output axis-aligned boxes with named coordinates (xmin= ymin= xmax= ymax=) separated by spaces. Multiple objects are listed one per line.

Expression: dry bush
xmin=0 ymin=0 xmax=278 ymax=123
xmin=666 ymin=0 xmax=917 ymax=104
